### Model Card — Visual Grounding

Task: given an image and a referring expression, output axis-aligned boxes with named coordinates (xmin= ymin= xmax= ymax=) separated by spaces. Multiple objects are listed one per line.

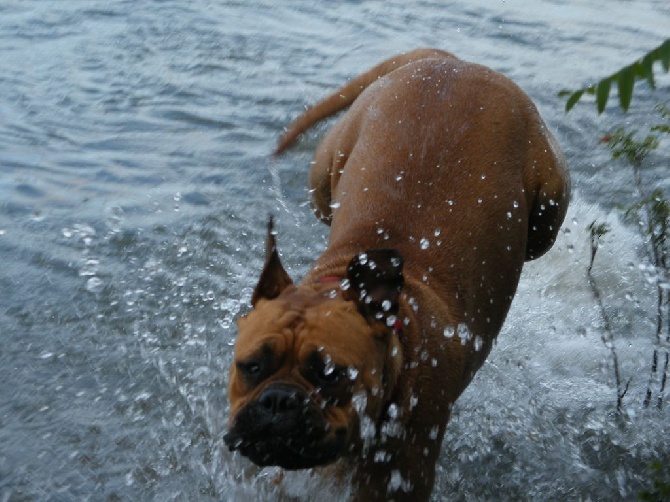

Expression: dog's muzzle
xmin=224 ymin=383 xmax=347 ymax=470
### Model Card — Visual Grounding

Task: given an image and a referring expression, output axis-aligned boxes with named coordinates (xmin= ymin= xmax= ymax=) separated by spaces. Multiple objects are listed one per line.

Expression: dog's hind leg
xmin=524 ymin=125 xmax=571 ymax=260
xmin=307 ymin=119 xmax=352 ymax=225
xmin=308 ymin=146 xmax=336 ymax=224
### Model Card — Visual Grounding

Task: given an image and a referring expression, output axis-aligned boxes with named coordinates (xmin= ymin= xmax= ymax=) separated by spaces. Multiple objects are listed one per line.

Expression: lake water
xmin=1 ymin=1 xmax=669 ymax=500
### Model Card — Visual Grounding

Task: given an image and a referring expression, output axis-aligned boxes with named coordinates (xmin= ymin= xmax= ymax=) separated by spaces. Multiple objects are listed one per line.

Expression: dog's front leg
xmin=350 ymin=441 xmax=439 ymax=502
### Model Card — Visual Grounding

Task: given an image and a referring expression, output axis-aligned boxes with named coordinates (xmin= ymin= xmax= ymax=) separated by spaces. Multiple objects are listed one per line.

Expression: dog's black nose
xmin=257 ymin=385 xmax=302 ymax=414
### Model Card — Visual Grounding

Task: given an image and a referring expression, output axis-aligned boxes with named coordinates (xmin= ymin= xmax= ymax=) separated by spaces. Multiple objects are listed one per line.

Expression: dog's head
xmin=224 ymin=218 xmax=404 ymax=470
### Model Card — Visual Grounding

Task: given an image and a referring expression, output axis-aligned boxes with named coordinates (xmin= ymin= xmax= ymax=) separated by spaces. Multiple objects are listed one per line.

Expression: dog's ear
xmin=344 ymin=249 xmax=404 ymax=327
xmin=251 ymin=216 xmax=293 ymax=306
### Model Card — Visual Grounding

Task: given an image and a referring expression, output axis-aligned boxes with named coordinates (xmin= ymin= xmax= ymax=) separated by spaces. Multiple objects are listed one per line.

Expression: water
xmin=1 ymin=1 xmax=669 ymax=500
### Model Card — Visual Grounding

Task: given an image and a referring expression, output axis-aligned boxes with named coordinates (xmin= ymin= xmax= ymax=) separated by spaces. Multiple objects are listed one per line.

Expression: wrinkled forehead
xmin=236 ymin=288 xmax=374 ymax=362
xmin=302 ymin=299 xmax=372 ymax=352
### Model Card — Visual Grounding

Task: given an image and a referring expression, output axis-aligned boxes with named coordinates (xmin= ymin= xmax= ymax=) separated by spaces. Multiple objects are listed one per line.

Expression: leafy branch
xmin=560 ymin=39 xmax=670 ymax=113
xmin=638 ymin=461 xmax=670 ymax=501
xmin=600 ymin=111 xmax=670 ymax=409
xmin=587 ymin=221 xmax=631 ymax=412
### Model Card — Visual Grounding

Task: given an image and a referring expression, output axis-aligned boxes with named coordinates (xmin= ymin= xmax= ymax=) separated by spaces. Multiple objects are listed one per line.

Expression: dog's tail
xmin=274 ymin=48 xmax=453 ymax=155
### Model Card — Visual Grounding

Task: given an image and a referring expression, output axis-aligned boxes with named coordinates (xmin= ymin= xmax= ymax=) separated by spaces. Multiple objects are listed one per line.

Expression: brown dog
xmin=225 ymin=48 xmax=569 ymax=501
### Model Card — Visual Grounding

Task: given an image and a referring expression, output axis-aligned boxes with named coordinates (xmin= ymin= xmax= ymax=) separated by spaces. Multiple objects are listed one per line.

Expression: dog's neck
xmin=312 ymin=276 xmax=404 ymax=338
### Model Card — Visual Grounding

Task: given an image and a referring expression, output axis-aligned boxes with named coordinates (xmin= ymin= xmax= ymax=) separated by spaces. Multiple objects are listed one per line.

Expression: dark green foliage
xmin=560 ymin=39 xmax=670 ymax=113
xmin=606 ymin=127 xmax=659 ymax=168
xmin=624 ymin=190 xmax=670 ymax=259
xmin=638 ymin=461 xmax=670 ymax=501
xmin=583 ymin=102 xmax=670 ymax=413
xmin=651 ymin=104 xmax=670 ymax=134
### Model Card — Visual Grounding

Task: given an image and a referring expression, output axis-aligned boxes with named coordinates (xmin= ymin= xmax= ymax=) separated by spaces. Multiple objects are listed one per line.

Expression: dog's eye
xmin=303 ymin=352 xmax=349 ymax=391
xmin=246 ymin=362 xmax=261 ymax=374
xmin=237 ymin=360 xmax=262 ymax=380
xmin=316 ymin=360 xmax=346 ymax=385
xmin=319 ymin=366 xmax=340 ymax=382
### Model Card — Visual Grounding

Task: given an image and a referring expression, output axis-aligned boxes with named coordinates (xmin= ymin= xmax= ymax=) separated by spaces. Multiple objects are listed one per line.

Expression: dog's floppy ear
xmin=251 ymin=216 xmax=293 ymax=306
xmin=344 ymin=249 xmax=404 ymax=326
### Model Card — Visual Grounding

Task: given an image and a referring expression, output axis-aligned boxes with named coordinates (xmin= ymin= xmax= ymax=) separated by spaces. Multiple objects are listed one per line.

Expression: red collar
xmin=318 ymin=276 xmax=342 ymax=283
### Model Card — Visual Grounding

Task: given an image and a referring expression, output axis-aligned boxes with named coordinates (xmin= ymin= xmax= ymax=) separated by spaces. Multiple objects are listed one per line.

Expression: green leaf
xmin=617 ymin=67 xmax=635 ymax=111
xmin=596 ymin=78 xmax=611 ymax=114
xmin=561 ymin=38 xmax=669 ymax=113
xmin=641 ymin=54 xmax=656 ymax=89
xmin=565 ymin=90 xmax=584 ymax=112
xmin=660 ymin=39 xmax=670 ymax=71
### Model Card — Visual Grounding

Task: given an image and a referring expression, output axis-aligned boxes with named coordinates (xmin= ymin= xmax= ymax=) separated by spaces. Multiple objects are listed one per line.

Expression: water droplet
xmin=347 ymin=366 xmax=359 ymax=380
xmin=86 ymin=277 xmax=104 ymax=294
xmin=387 ymin=403 xmax=399 ymax=419
xmin=79 ymin=258 xmax=99 ymax=277
xmin=474 ymin=335 xmax=484 ymax=351
xmin=420 ymin=238 xmax=430 ymax=250
xmin=323 ymin=355 xmax=335 ymax=377
xmin=457 ymin=323 xmax=471 ymax=345
xmin=352 ymin=392 xmax=368 ymax=415
xmin=443 ymin=326 xmax=455 ymax=338
xmin=330 ymin=201 xmax=341 ymax=209
xmin=513 ymin=200 xmax=519 ymax=208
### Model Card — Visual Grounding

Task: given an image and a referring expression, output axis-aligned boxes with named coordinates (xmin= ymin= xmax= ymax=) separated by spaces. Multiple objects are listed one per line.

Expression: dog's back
xmin=304 ymin=54 xmax=568 ymax=339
